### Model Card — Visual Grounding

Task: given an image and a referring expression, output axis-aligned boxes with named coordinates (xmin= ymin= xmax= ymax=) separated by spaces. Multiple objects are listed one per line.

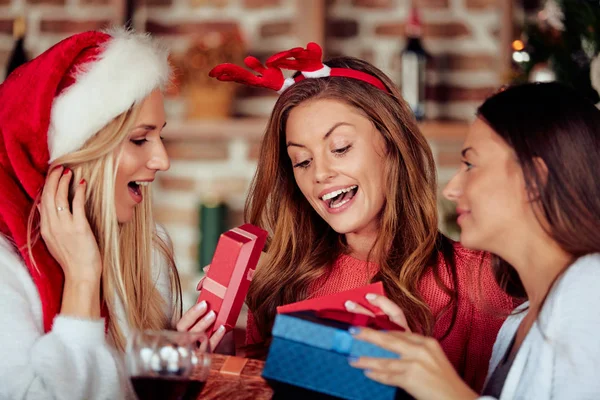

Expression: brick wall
xmin=326 ymin=0 xmax=503 ymax=120
xmin=0 ymin=0 xmax=119 ymax=75
xmin=0 ymin=0 xmax=508 ymax=308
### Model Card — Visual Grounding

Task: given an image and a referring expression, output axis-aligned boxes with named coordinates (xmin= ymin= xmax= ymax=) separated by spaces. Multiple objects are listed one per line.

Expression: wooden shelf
xmin=162 ymin=118 xmax=468 ymax=142
xmin=418 ymin=120 xmax=469 ymax=141
xmin=162 ymin=118 xmax=268 ymax=141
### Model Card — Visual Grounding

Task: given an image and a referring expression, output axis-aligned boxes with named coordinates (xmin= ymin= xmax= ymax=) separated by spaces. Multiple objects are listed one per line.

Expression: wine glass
xmin=126 ymin=330 xmax=211 ymax=400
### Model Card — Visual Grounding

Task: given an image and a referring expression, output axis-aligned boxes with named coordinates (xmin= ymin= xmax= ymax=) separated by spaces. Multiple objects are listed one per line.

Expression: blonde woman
xmin=0 ymin=30 xmax=223 ymax=399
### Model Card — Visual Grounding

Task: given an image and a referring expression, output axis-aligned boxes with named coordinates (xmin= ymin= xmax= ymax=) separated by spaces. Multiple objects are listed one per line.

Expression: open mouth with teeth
xmin=128 ymin=181 xmax=150 ymax=200
xmin=321 ymin=185 xmax=359 ymax=209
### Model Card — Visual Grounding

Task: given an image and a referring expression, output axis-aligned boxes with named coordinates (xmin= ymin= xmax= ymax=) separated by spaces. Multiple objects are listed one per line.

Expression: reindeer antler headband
xmin=209 ymin=42 xmax=390 ymax=94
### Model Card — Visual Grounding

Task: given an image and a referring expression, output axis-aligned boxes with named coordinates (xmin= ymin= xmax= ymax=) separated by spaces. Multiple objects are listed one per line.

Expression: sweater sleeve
xmin=245 ymin=309 xmax=262 ymax=346
xmin=0 ymin=243 xmax=133 ymax=400
xmin=546 ymin=255 xmax=600 ymax=398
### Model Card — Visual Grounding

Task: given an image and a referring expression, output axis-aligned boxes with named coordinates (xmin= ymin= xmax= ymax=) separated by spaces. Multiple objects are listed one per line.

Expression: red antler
xmin=266 ymin=42 xmax=324 ymax=72
xmin=208 ymin=55 xmax=285 ymax=91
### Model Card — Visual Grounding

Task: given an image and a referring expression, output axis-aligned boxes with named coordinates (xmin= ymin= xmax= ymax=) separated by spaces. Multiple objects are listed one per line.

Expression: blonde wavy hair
xmin=27 ymin=102 xmax=182 ymax=351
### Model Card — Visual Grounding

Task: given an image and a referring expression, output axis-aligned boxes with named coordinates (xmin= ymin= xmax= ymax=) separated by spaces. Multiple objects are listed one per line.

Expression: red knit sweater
xmin=246 ymin=242 xmax=515 ymax=393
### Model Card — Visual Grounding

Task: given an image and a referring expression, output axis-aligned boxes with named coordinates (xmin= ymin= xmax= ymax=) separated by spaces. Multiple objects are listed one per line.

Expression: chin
xmin=117 ymin=210 xmax=134 ymax=224
xmin=458 ymin=231 xmax=484 ymax=251
xmin=326 ymin=219 xmax=362 ymax=235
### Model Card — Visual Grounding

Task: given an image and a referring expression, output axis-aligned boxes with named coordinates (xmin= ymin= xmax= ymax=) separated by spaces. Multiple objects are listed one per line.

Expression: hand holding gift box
xmin=196 ymin=224 xmax=268 ymax=336
xmin=263 ymin=283 xmax=413 ymax=400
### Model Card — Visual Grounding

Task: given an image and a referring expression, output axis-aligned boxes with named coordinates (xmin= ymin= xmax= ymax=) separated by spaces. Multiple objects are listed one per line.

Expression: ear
xmin=526 ymin=156 xmax=548 ymax=202
xmin=533 ymin=156 xmax=548 ymax=184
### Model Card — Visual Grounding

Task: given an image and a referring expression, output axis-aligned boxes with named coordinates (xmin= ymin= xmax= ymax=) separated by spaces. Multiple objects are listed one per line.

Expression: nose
xmin=147 ymin=140 xmax=170 ymax=172
xmin=442 ymin=171 xmax=462 ymax=203
xmin=313 ymin=156 xmax=335 ymax=184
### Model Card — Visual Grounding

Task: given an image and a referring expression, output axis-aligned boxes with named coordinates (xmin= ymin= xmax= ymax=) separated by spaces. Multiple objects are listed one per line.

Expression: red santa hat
xmin=0 ymin=28 xmax=171 ymax=332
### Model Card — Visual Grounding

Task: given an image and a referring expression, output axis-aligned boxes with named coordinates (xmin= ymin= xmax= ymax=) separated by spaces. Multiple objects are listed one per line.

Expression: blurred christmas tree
xmin=511 ymin=0 xmax=600 ymax=104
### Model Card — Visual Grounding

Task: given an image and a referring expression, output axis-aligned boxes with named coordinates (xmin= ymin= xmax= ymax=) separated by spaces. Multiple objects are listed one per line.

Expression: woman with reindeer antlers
xmin=208 ymin=43 xmax=518 ymax=392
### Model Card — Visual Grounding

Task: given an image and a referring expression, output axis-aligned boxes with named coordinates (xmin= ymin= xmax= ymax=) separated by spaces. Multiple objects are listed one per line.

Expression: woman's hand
xmin=344 ymin=293 xmax=411 ymax=332
xmin=39 ymin=166 xmax=103 ymax=318
xmin=349 ymin=328 xmax=478 ymax=400
xmin=176 ymin=300 xmax=227 ymax=352
xmin=40 ymin=166 xmax=102 ymax=283
xmin=186 ymin=265 xmax=235 ymax=353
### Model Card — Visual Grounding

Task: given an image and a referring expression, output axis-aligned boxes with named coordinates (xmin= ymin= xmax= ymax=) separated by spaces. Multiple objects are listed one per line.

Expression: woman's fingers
xmin=365 ymin=293 xmax=410 ymax=331
xmin=55 ymin=168 xmax=73 ymax=217
xmin=350 ymin=356 xmax=408 ymax=374
xmin=41 ymin=165 xmax=64 ymax=212
xmin=363 ymin=369 xmax=409 ymax=388
xmin=176 ymin=299 xmax=228 ymax=351
xmin=209 ymin=325 xmax=226 ymax=351
xmin=196 ymin=265 xmax=211 ymax=291
xmin=189 ymin=310 xmax=217 ymax=333
xmin=352 ymin=327 xmax=425 ymax=355
xmin=71 ymin=179 xmax=87 ymax=222
xmin=176 ymin=301 xmax=210 ymax=332
xmin=345 ymin=300 xmax=376 ymax=317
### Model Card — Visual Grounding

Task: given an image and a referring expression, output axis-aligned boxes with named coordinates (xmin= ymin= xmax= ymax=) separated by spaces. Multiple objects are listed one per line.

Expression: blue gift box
xmin=262 ymin=311 xmax=408 ymax=400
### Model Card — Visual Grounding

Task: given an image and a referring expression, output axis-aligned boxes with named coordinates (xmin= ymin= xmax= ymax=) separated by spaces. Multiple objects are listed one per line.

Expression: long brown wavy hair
xmin=245 ymin=57 xmax=459 ymax=343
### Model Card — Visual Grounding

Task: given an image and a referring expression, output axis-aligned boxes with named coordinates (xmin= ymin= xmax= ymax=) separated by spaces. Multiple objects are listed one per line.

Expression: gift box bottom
xmin=269 ymin=380 xmax=345 ymax=400
xmin=262 ymin=337 xmax=412 ymax=400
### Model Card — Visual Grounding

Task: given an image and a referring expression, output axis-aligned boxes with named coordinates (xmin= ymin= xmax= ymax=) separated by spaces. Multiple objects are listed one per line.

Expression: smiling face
xmin=285 ymin=98 xmax=387 ymax=236
xmin=442 ymin=118 xmax=532 ymax=253
xmin=114 ymin=89 xmax=169 ymax=223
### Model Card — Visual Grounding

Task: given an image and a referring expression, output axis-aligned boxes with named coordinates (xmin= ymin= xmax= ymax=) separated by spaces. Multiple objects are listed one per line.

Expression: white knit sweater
xmin=0 ymin=233 xmax=175 ymax=400
xmin=479 ymin=253 xmax=600 ymax=399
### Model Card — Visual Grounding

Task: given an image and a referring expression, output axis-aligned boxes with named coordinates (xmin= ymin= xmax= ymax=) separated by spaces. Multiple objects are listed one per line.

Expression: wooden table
xmin=195 ymin=354 xmax=273 ymax=400
xmin=194 ymin=354 xmax=347 ymax=400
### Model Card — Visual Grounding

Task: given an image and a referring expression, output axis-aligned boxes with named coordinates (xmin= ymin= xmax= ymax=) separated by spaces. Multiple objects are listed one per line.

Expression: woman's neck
xmin=345 ymin=229 xmax=378 ymax=261
xmin=498 ymin=229 xmax=574 ymax=309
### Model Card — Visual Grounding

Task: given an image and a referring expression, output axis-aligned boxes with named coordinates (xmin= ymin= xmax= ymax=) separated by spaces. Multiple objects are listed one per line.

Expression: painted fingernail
xmin=195 ymin=300 xmax=207 ymax=311
xmin=349 ymin=327 xmax=360 ymax=335
xmin=206 ymin=310 xmax=216 ymax=321
xmin=365 ymin=293 xmax=377 ymax=301
xmin=347 ymin=356 xmax=358 ymax=363
xmin=62 ymin=168 xmax=70 ymax=175
xmin=79 ymin=179 xmax=86 ymax=185
xmin=216 ymin=325 xmax=225 ymax=333
xmin=345 ymin=300 xmax=356 ymax=311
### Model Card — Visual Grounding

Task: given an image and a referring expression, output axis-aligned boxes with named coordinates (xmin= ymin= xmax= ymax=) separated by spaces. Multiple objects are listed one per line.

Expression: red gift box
xmin=197 ymin=224 xmax=268 ymax=335
xmin=277 ymin=282 xmax=404 ymax=331
xmin=277 ymin=282 xmax=386 ymax=316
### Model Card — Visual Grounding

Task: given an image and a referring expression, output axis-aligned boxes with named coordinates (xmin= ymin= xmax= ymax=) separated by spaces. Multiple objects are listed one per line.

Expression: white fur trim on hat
xmin=277 ymin=77 xmax=296 ymax=94
xmin=47 ymin=29 xmax=171 ymax=162
xmin=301 ymin=65 xmax=331 ymax=78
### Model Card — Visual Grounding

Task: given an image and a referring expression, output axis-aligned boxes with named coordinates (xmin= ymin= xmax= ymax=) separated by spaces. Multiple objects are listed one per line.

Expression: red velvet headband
xmin=208 ymin=42 xmax=390 ymax=94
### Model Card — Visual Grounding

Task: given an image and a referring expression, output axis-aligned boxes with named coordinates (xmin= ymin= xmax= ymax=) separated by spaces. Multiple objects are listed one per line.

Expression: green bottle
xmin=198 ymin=201 xmax=227 ymax=273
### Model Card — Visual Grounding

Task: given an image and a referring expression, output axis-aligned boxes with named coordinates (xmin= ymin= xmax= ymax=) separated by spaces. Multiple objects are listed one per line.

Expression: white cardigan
xmin=479 ymin=253 xmax=600 ymax=400
xmin=0 ymin=232 xmax=175 ymax=400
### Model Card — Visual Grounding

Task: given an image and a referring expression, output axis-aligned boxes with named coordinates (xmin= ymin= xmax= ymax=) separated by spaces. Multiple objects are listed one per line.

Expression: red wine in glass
xmin=131 ymin=376 xmax=206 ymax=400
xmin=126 ymin=330 xmax=211 ymax=400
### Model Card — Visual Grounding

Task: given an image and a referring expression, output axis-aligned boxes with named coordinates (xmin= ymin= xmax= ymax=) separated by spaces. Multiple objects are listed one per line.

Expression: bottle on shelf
xmin=401 ymin=6 xmax=430 ymax=121
xmin=6 ymin=16 xmax=28 ymax=78
xmin=198 ymin=199 xmax=227 ymax=272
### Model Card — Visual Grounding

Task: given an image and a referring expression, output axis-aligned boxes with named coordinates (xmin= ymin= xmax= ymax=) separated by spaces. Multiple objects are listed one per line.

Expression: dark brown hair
xmin=477 ymin=82 xmax=600 ymax=299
